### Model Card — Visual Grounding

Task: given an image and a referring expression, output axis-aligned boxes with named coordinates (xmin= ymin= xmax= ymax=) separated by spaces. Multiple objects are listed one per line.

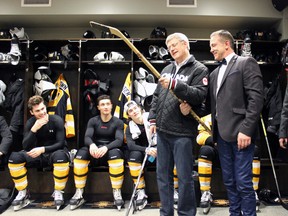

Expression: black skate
xmin=200 ymin=191 xmax=213 ymax=214
xmin=69 ymin=188 xmax=85 ymax=210
xmin=12 ymin=189 xmax=30 ymax=211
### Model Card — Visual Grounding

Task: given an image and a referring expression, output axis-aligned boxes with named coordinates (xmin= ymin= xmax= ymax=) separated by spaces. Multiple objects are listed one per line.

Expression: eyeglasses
xmin=167 ymin=40 xmax=183 ymax=52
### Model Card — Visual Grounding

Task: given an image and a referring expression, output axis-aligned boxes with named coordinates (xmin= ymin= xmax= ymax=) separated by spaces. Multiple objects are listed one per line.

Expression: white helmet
xmin=33 ymin=66 xmax=56 ymax=99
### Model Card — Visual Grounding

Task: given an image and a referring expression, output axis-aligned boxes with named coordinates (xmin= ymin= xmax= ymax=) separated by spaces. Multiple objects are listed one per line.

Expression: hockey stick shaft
xmin=260 ymin=115 xmax=288 ymax=210
xmin=89 ymin=21 xmax=212 ymax=135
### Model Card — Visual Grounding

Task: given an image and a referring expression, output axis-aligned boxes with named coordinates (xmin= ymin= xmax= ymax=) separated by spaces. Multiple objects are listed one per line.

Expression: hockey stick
xmin=124 ymin=135 xmax=155 ymax=216
xmin=89 ymin=21 xmax=212 ymax=135
xmin=260 ymin=115 xmax=288 ymax=210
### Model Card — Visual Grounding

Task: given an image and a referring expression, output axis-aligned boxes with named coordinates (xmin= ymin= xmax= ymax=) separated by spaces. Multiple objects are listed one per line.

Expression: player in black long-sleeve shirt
xmin=69 ymin=94 xmax=125 ymax=210
xmin=8 ymin=95 xmax=70 ymax=211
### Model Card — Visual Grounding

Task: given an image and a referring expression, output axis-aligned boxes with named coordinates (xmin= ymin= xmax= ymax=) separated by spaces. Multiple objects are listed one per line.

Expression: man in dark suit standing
xmin=209 ymin=30 xmax=263 ymax=216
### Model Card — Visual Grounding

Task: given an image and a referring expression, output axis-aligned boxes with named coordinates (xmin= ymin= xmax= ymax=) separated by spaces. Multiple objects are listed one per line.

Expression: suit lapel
xmin=218 ymin=55 xmax=238 ymax=92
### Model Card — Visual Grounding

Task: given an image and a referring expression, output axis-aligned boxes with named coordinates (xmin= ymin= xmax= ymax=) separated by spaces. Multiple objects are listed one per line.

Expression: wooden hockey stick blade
xmin=89 ymin=21 xmax=211 ymax=135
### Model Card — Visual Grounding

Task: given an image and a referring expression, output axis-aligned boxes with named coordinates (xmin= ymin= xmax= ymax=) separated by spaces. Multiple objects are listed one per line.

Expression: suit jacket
xmin=209 ymin=55 xmax=264 ymax=142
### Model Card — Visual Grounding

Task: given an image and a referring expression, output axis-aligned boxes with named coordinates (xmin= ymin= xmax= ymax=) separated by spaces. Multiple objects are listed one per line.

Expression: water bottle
xmin=148 ymin=155 xmax=155 ymax=163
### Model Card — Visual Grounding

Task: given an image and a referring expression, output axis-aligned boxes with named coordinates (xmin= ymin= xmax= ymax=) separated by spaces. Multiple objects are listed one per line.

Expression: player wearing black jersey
xmin=8 ymin=95 xmax=70 ymax=211
xmin=69 ymin=95 xmax=125 ymax=210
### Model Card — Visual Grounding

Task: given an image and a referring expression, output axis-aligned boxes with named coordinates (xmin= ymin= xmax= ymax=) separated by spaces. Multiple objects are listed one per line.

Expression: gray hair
xmin=166 ymin=32 xmax=190 ymax=50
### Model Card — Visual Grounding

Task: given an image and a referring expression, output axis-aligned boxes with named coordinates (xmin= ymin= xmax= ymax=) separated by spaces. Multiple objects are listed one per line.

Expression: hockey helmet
xmin=33 ymin=66 xmax=56 ymax=99
xmin=101 ymin=30 xmax=115 ymax=38
xmin=150 ymin=27 xmax=167 ymax=39
xmin=0 ymin=29 xmax=11 ymax=39
xmin=121 ymin=30 xmax=130 ymax=38
xmin=83 ymin=30 xmax=96 ymax=38
xmin=272 ymin=0 xmax=288 ymax=12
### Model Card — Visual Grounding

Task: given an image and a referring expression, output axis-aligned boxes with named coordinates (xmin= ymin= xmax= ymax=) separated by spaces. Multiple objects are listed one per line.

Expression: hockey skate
xmin=52 ymin=190 xmax=64 ymax=210
xmin=69 ymin=188 xmax=85 ymax=210
xmin=135 ymin=189 xmax=148 ymax=211
xmin=12 ymin=189 xmax=30 ymax=211
xmin=113 ymin=188 xmax=124 ymax=210
xmin=200 ymin=191 xmax=213 ymax=214
xmin=255 ymin=191 xmax=260 ymax=211
xmin=173 ymin=189 xmax=179 ymax=210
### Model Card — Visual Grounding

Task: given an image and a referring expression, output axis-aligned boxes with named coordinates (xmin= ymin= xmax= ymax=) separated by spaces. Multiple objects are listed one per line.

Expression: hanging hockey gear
xmin=9 ymin=27 xmax=28 ymax=40
xmin=135 ymin=189 xmax=147 ymax=211
xmin=83 ymin=69 xmax=111 ymax=116
xmin=200 ymin=190 xmax=213 ymax=214
xmin=241 ymin=35 xmax=252 ymax=57
xmin=113 ymin=188 xmax=124 ymax=210
xmin=52 ymin=190 xmax=64 ymax=210
xmin=12 ymin=189 xmax=30 ymax=211
xmin=133 ymin=67 xmax=157 ymax=109
xmin=33 ymin=66 xmax=56 ymax=100
xmin=260 ymin=115 xmax=288 ymax=210
xmin=8 ymin=35 xmax=21 ymax=65
xmin=69 ymin=188 xmax=85 ymax=210
xmin=90 ymin=21 xmax=212 ymax=135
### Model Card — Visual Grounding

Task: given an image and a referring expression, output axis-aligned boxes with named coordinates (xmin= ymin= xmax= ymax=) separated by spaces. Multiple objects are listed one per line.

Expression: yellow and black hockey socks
xmin=128 ymin=161 xmax=145 ymax=189
xmin=8 ymin=162 xmax=28 ymax=191
xmin=73 ymin=158 xmax=90 ymax=189
xmin=198 ymin=158 xmax=213 ymax=191
xmin=53 ymin=162 xmax=70 ymax=191
xmin=108 ymin=158 xmax=124 ymax=189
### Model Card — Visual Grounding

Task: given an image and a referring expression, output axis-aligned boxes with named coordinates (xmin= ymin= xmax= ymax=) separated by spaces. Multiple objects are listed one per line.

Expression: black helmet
xmin=121 ymin=30 xmax=130 ymax=38
xmin=101 ymin=30 xmax=115 ymax=38
xmin=0 ymin=29 xmax=11 ymax=39
xmin=272 ymin=0 xmax=288 ymax=12
xmin=83 ymin=30 xmax=96 ymax=38
xmin=150 ymin=27 xmax=167 ymax=39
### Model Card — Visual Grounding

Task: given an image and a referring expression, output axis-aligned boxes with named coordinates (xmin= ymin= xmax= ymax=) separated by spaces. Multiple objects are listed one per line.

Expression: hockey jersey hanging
xmin=47 ymin=73 xmax=75 ymax=138
xmin=114 ymin=72 xmax=132 ymax=126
